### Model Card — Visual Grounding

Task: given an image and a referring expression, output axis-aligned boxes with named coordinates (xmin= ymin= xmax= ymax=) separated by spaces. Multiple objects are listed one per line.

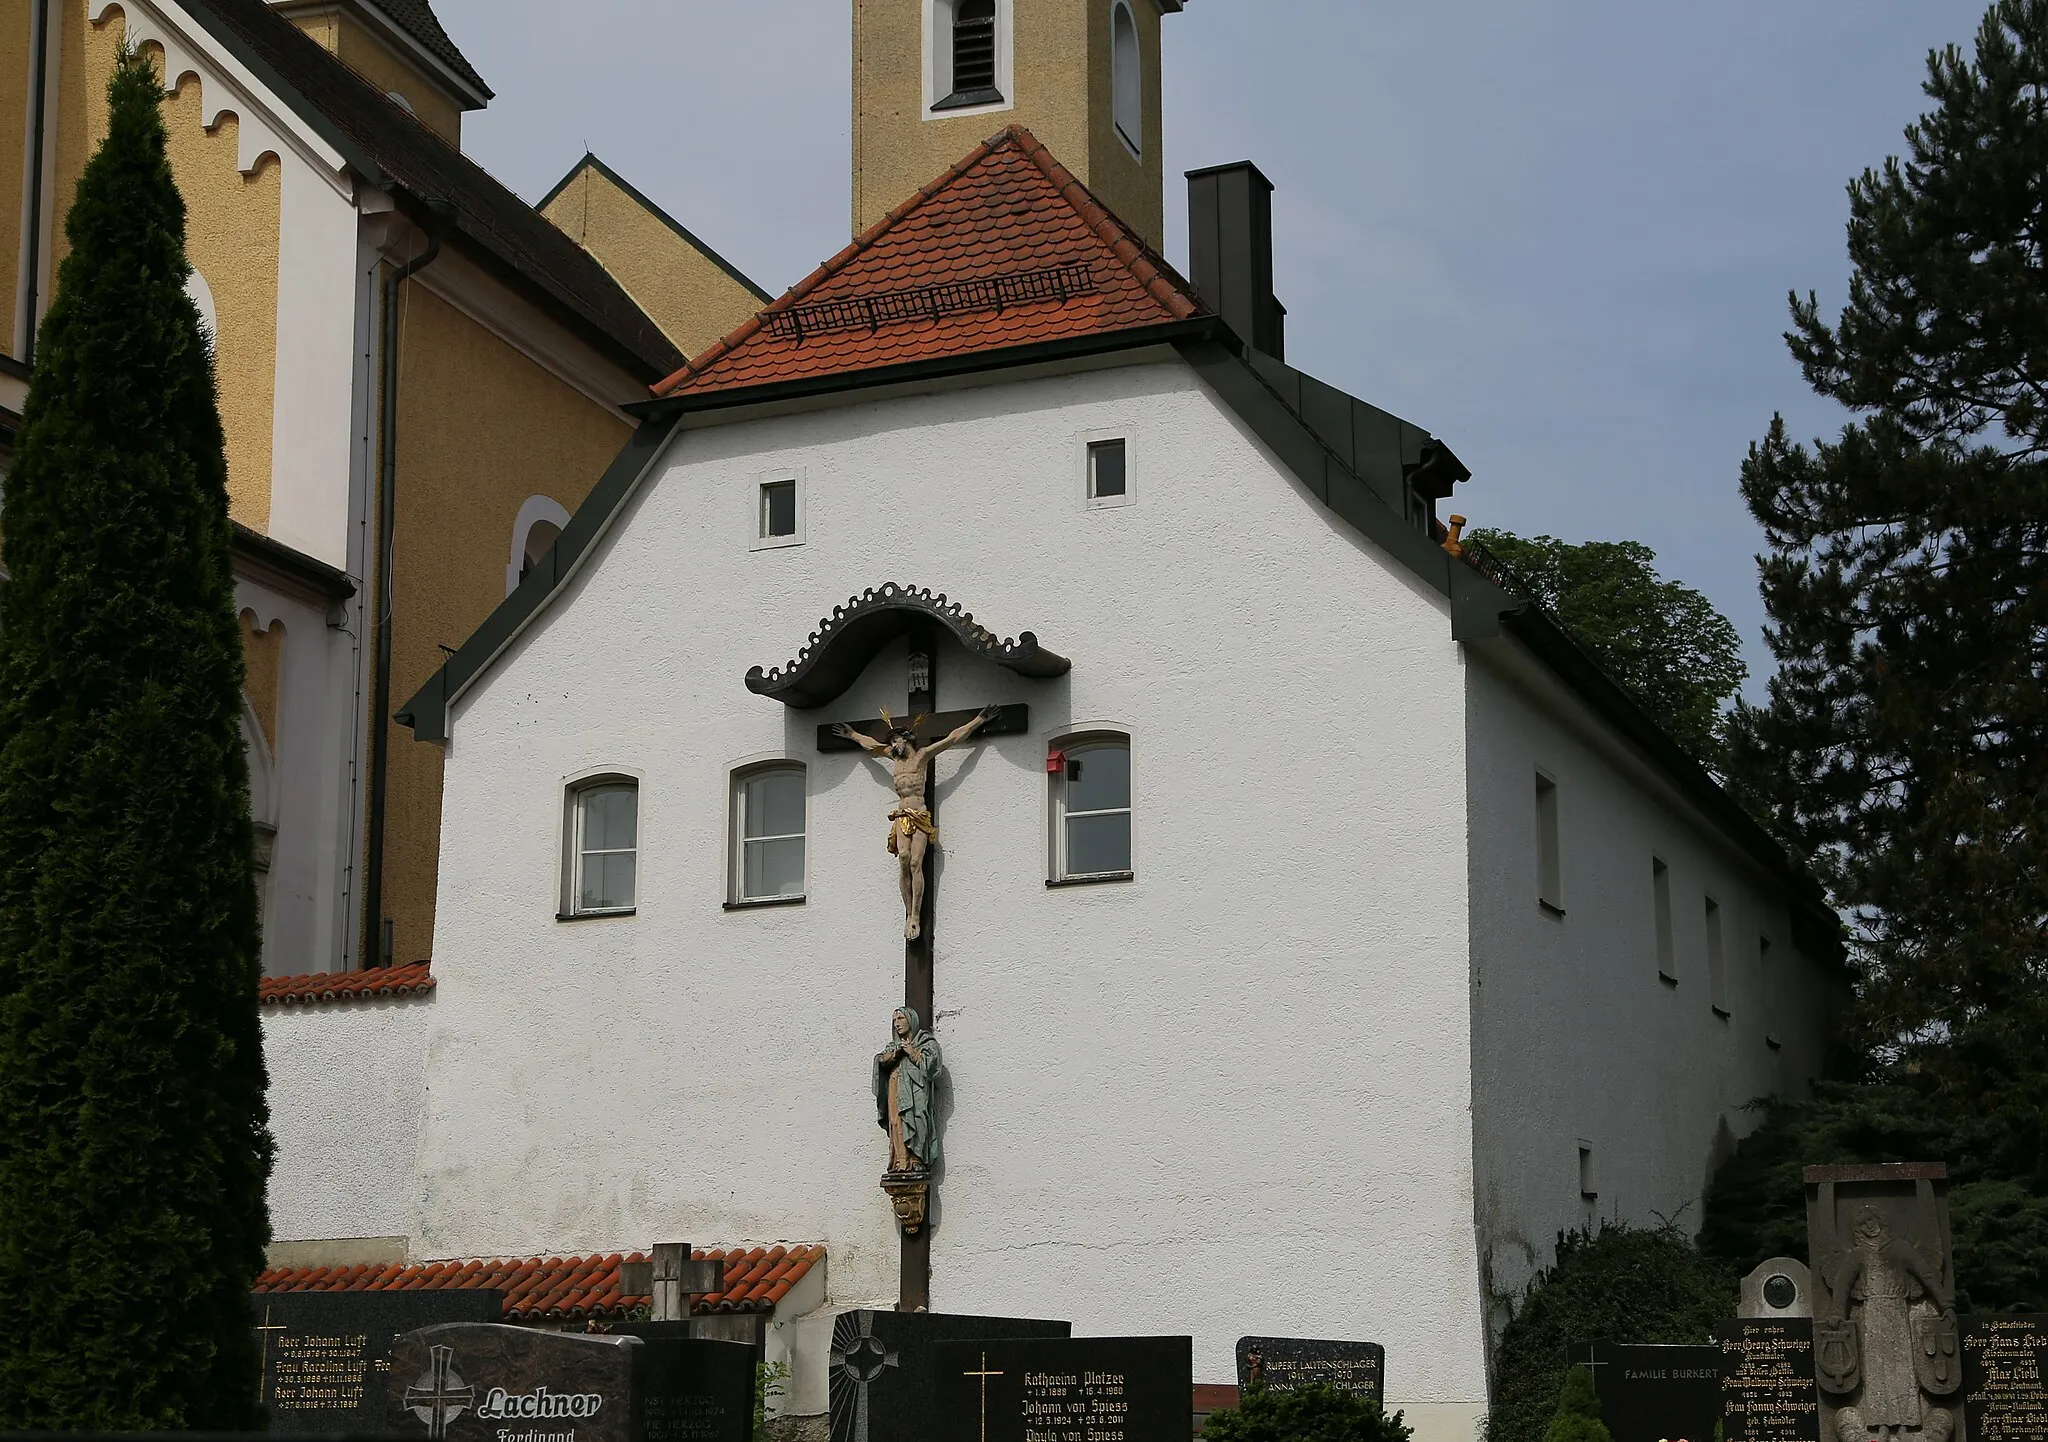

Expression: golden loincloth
xmin=887 ymin=806 xmax=937 ymax=856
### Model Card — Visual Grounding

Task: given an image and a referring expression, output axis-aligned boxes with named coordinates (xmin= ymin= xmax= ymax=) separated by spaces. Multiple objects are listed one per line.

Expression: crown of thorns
xmin=877 ymin=708 xmax=928 ymax=740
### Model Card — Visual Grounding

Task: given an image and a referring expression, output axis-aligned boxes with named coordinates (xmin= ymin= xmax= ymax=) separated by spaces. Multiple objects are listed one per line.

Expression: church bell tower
xmin=851 ymin=0 xmax=1182 ymax=250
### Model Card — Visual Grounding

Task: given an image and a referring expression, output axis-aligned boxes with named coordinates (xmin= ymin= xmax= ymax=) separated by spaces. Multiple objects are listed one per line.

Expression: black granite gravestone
xmin=1569 ymin=1342 xmax=1722 ymax=1442
xmin=637 ymin=1337 xmax=756 ymax=1442
xmin=828 ymin=1310 xmax=1069 ymax=1442
xmin=253 ymin=1288 xmax=503 ymax=1433
xmin=388 ymin=1323 xmax=639 ymax=1442
xmin=1963 ymin=1315 xmax=2048 ymax=1442
xmin=1234 ymin=1336 xmax=1384 ymax=1402
xmin=930 ymin=1336 xmax=1192 ymax=1442
xmin=1718 ymin=1320 xmax=1819 ymax=1442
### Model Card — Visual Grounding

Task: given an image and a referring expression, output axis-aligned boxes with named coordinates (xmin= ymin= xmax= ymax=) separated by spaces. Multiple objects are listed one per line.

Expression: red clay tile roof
xmin=653 ymin=126 xmax=1203 ymax=399
xmin=259 ymin=962 xmax=435 ymax=1006
xmin=253 ymin=1245 xmax=825 ymax=1322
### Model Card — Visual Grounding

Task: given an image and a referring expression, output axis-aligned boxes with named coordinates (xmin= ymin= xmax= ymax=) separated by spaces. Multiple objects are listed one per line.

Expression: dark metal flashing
xmin=397 ymin=413 xmax=682 ymax=742
xmin=749 ymin=587 xmax=1069 ymax=710
xmin=0 ymin=354 xmax=27 ymax=379
xmin=631 ymin=317 xmax=1224 ymax=421
xmin=231 ymin=522 xmax=356 ymax=604
xmin=931 ymin=86 xmax=1006 ymax=112
xmin=537 ymin=153 xmax=771 ymax=305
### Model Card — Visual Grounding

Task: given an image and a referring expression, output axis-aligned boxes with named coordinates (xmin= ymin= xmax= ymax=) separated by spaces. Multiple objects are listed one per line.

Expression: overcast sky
xmin=437 ymin=0 xmax=1990 ymax=687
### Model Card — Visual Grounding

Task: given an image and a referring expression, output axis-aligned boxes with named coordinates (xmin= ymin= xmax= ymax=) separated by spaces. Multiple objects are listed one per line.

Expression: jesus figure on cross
xmin=833 ymin=705 xmax=1000 ymax=939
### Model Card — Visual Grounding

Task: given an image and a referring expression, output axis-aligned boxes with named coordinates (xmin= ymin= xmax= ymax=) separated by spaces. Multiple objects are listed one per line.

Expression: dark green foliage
xmin=1699 ymin=1081 xmax=2048 ymax=1311
xmin=0 ymin=48 xmax=270 ymax=1428
xmin=1464 ymin=529 xmax=1745 ymax=765
xmin=1202 ymin=1383 xmax=1413 ymax=1442
xmin=1541 ymin=1364 xmax=1613 ymax=1442
xmin=1488 ymin=1225 xmax=1734 ymax=1442
xmin=1729 ymin=0 xmax=2048 ymax=1126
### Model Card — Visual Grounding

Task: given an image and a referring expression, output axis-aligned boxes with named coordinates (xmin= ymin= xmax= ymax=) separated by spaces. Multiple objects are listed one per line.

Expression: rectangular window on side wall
xmin=732 ymin=765 xmax=807 ymax=905
xmin=1049 ymin=736 xmax=1132 ymax=883
xmin=1535 ymin=771 xmax=1563 ymax=914
xmin=753 ymin=472 xmax=803 ymax=550
xmin=1578 ymin=1142 xmax=1597 ymax=1201
xmin=1760 ymin=935 xmax=1780 ymax=1048
xmin=1653 ymin=856 xmax=1676 ymax=983
xmin=565 ymin=780 xmax=637 ymax=917
xmin=1706 ymin=896 xmax=1729 ymax=1016
xmin=1087 ymin=437 xmax=1129 ymax=508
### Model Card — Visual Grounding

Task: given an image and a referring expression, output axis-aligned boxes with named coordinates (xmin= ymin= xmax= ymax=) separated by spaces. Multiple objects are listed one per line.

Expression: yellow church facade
xmin=1 ymin=0 xmax=765 ymax=975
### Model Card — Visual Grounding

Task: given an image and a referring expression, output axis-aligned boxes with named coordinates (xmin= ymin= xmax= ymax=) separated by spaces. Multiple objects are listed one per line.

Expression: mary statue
xmin=873 ymin=1007 xmax=942 ymax=1174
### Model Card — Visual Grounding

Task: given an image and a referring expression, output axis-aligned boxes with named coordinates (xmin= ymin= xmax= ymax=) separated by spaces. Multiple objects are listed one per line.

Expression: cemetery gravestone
xmin=636 ymin=1337 xmax=756 ymax=1442
xmin=930 ymin=1335 xmax=1193 ymax=1442
xmin=828 ymin=1309 xmax=1069 ymax=1442
xmin=1963 ymin=1315 xmax=2048 ymax=1442
xmin=1717 ymin=1320 xmax=1819 ymax=1442
xmin=1569 ymin=1342 xmax=1721 ymax=1442
xmin=1233 ymin=1337 xmax=1384 ymax=1402
xmin=253 ymin=1288 xmax=504 ymax=1433
xmin=388 ymin=1323 xmax=640 ymax=1442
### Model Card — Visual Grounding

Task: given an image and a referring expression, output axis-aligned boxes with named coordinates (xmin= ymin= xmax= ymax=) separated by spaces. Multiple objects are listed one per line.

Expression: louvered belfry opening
xmin=953 ymin=0 xmax=998 ymax=94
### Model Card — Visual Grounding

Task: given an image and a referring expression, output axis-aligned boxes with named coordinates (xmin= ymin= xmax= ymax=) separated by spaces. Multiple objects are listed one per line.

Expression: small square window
xmin=761 ymin=480 xmax=797 ymax=538
xmin=1088 ymin=439 xmax=1127 ymax=504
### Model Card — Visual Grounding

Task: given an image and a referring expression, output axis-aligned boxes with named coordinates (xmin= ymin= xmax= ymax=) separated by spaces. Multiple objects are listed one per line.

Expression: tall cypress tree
xmin=0 ymin=48 xmax=270 ymax=1428
xmin=1732 ymin=0 xmax=2048 ymax=1160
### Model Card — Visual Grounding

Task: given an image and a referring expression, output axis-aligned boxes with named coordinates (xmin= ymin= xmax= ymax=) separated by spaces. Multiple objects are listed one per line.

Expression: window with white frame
xmin=733 ymin=764 xmax=807 ymax=903
xmin=1050 ymin=735 xmax=1132 ymax=880
xmin=1087 ymin=437 xmax=1128 ymax=506
xmin=564 ymin=779 xmax=638 ymax=916
xmin=1535 ymin=770 xmax=1563 ymax=913
xmin=1111 ymin=1 xmax=1143 ymax=156
xmin=753 ymin=472 xmax=804 ymax=549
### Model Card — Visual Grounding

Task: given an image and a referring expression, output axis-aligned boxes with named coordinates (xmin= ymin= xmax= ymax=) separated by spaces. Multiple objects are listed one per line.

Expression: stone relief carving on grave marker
xmin=874 ymin=1006 xmax=943 ymax=1232
xmin=1806 ymin=1164 xmax=1961 ymax=1442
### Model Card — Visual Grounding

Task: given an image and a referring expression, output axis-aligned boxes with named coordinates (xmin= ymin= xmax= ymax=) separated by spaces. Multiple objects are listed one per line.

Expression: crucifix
xmin=819 ymin=625 xmax=1029 ymax=1311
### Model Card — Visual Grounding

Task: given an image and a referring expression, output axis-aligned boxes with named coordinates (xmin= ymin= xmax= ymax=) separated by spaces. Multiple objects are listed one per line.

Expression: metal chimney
xmin=1186 ymin=161 xmax=1285 ymax=360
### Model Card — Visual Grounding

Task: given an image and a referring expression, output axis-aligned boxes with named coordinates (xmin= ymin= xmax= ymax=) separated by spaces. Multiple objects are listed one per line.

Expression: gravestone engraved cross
xmin=819 ymin=630 xmax=1028 ymax=1311
xmin=962 ymin=1352 xmax=1005 ymax=1442
xmin=401 ymin=1343 xmax=475 ymax=1441
xmin=255 ymin=1304 xmax=290 ymax=1405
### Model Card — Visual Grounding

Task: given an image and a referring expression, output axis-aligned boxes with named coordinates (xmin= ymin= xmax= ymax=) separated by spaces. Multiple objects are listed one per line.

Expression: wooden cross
xmin=962 ymin=1351 xmax=1006 ymax=1442
xmin=821 ymin=629 xmax=1028 ymax=1313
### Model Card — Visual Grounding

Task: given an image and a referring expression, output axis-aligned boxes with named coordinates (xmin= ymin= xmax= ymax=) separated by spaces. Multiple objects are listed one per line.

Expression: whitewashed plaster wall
xmin=264 ymin=996 xmax=433 ymax=1243
xmin=1462 ymin=650 xmax=1846 ymax=1308
xmin=424 ymin=359 xmax=1488 ymax=1419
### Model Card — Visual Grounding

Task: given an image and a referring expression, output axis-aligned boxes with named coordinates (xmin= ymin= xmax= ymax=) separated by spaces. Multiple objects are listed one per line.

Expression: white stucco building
xmin=256 ymin=121 xmax=1846 ymax=1441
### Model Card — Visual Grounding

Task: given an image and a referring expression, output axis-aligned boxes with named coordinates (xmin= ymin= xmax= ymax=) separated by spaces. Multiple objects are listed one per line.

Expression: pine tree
xmin=0 ymin=48 xmax=271 ymax=1428
xmin=1732 ymin=0 xmax=2048 ymax=1132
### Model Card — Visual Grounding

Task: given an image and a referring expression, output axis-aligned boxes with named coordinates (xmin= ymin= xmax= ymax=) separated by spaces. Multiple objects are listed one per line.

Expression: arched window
xmin=1049 ymin=733 xmax=1133 ymax=881
xmin=731 ymin=763 xmax=807 ymax=905
xmin=954 ymin=0 xmax=998 ymax=95
xmin=1111 ymin=1 xmax=1142 ymax=156
xmin=563 ymin=777 xmax=638 ymax=917
xmin=507 ymin=494 xmax=572 ymax=596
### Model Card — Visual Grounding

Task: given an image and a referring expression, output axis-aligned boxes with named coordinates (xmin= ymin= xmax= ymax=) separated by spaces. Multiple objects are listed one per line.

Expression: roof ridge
xmin=653 ymin=132 xmax=1015 ymax=396
xmin=1002 ymin=128 xmax=1203 ymax=323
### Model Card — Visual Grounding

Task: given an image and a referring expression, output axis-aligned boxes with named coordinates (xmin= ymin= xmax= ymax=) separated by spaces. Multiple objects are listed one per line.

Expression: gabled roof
xmin=254 ymin=1245 xmax=825 ymax=1322
xmin=178 ymin=0 xmax=682 ymax=379
xmin=654 ymin=126 xmax=1203 ymax=398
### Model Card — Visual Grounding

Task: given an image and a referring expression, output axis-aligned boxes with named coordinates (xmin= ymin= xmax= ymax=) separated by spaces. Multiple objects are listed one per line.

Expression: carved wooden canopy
xmin=745 ymin=583 xmax=1071 ymax=709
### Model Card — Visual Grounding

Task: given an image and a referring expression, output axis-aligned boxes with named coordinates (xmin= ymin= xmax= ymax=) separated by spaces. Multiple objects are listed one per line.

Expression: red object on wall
xmin=1045 ymin=749 xmax=1066 ymax=774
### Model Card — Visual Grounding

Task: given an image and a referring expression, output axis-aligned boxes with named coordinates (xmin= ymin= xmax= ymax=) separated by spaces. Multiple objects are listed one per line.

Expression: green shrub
xmin=1202 ymin=1383 xmax=1412 ymax=1442
xmin=1541 ymin=1364 xmax=1613 ymax=1442
xmin=1699 ymin=1080 xmax=2048 ymax=1311
xmin=1487 ymin=1224 xmax=1733 ymax=1442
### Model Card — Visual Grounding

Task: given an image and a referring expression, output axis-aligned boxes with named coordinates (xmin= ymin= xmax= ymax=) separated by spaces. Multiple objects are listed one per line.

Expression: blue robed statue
xmin=873 ymin=1006 xmax=942 ymax=1174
